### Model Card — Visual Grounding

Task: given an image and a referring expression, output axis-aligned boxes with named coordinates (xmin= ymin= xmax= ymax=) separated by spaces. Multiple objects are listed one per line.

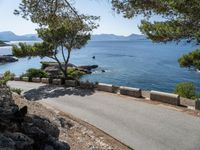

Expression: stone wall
xmin=0 ymin=85 xmax=70 ymax=150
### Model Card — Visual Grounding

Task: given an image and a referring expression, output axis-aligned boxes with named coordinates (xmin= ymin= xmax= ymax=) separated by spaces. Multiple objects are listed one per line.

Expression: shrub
xmin=11 ymin=88 xmax=23 ymax=95
xmin=0 ymin=71 xmax=15 ymax=85
xmin=174 ymin=82 xmax=199 ymax=100
xmin=23 ymin=68 xmax=48 ymax=78
xmin=67 ymin=67 xmax=86 ymax=79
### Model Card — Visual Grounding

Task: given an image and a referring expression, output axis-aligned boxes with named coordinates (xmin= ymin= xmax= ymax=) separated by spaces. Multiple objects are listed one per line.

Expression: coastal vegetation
xmin=13 ymin=0 xmax=99 ymax=79
xmin=0 ymin=71 xmax=15 ymax=85
xmin=21 ymin=68 xmax=48 ymax=79
xmin=175 ymin=82 xmax=199 ymax=100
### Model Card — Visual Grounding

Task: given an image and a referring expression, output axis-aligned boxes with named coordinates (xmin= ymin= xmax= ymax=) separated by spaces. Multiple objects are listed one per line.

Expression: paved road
xmin=8 ymin=81 xmax=200 ymax=150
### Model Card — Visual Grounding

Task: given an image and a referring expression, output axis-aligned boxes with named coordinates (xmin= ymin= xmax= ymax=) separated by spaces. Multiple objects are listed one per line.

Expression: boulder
xmin=0 ymin=85 xmax=70 ymax=150
xmin=78 ymin=65 xmax=98 ymax=71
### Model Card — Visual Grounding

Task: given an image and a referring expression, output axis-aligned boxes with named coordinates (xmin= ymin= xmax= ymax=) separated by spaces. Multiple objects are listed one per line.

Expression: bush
xmin=0 ymin=71 xmax=15 ymax=85
xmin=67 ymin=67 xmax=86 ymax=79
xmin=174 ymin=82 xmax=199 ymax=100
xmin=11 ymin=88 xmax=23 ymax=95
xmin=23 ymin=68 xmax=48 ymax=78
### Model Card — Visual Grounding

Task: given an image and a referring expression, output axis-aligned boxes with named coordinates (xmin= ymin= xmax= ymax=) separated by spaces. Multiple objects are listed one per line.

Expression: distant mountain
xmin=0 ymin=31 xmax=146 ymax=42
xmin=0 ymin=31 xmax=40 ymax=41
xmin=91 ymin=33 xmax=146 ymax=41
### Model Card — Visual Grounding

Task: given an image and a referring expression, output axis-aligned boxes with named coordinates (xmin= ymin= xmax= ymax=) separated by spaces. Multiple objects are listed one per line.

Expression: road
xmin=8 ymin=81 xmax=200 ymax=150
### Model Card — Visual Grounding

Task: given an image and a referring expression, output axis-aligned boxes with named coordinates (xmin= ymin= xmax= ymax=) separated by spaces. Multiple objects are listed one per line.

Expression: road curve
xmin=8 ymin=81 xmax=200 ymax=150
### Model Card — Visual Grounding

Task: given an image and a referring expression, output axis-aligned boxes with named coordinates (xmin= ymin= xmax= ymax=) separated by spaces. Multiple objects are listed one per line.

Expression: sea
xmin=0 ymin=40 xmax=200 ymax=92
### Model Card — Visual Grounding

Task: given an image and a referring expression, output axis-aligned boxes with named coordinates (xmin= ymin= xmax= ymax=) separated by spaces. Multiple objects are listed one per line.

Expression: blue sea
xmin=0 ymin=40 xmax=200 ymax=92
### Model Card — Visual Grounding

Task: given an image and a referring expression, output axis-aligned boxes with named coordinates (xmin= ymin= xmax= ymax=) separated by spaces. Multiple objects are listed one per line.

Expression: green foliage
xmin=14 ymin=0 xmax=99 ymax=79
xmin=112 ymin=0 xmax=200 ymax=44
xmin=178 ymin=49 xmax=200 ymax=70
xmin=11 ymin=88 xmax=23 ymax=95
xmin=0 ymin=71 xmax=15 ymax=85
xmin=23 ymin=68 xmax=48 ymax=78
xmin=174 ymin=82 xmax=199 ymax=100
xmin=67 ymin=67 xmax=86 ymax=79
xmin=14 ymin=0 xmax=81 ymax=25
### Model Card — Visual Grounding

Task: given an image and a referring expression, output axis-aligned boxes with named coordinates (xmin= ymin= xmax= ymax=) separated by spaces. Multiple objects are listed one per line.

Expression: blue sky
xmin=0 ymin=0 xmax=143 ymax=35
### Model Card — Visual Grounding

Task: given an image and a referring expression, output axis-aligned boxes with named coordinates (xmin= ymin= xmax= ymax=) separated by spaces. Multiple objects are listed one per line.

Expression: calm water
xmin=0 ymin=40 xmax=200 ymax=92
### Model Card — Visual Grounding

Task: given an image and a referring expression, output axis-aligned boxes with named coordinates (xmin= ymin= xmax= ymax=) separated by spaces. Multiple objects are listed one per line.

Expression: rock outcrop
xmin=0 ymin=85 xmax=70 ymax=150
xmin=41 ymin=61 xmax=98 ymax=78
xmin=0 ymin=55 xmax=18 ymax=63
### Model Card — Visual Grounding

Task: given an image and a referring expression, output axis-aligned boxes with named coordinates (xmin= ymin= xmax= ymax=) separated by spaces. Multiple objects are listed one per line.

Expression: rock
xmin=78 ymin=65 xmax=98 ymax=71
xmin=0 ymin=134 xmax=15 ymax=149
xmin=92 ymin=56 xmax=95 ymax=59
xmin=45 ymin=144 xmax=55 ymax=150
xmin=0 ymin=55 xmax=18 ymax=63
xmin=0 ymin=85 xmax=70 ymax=150
xmin=5 ymin=132 xmax=34 ymax=149
xmin=102 ymin=70 xmax=105 ymax=73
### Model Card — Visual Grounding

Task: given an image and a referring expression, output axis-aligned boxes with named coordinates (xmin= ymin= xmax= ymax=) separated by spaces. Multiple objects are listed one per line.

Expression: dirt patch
xmin=13 ymin=94 xmax=132 ymax=150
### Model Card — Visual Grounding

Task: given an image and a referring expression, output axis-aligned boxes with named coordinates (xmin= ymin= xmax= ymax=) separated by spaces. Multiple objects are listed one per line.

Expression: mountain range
xmin=0 ymin=31 xmax=146 ymax=42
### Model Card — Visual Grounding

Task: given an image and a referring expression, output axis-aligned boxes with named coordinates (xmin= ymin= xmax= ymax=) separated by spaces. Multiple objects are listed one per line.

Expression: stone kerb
xmin=150 ymin=90 xmax=180 ymax=106
xmin=65 ymin=80 xmax=77 ymax=87
xmin=22 ymin=77 xmax=29 ymax=82
xmin=41 ymin=78 xmax=50 ymax=84
xmin=96 ymin=83 xmax=113 ymax=93
xmin=32 ymin=77 xmax=41 ymax=83
xmin=120 ymin=86 xmax=142 ymax=98
xmin=52 ymin=79 xmax=62 ymax=85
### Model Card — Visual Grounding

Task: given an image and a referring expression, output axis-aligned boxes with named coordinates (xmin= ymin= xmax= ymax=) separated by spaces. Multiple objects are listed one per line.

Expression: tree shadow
xmin=23 ymin=84 xmax=95 ymax=101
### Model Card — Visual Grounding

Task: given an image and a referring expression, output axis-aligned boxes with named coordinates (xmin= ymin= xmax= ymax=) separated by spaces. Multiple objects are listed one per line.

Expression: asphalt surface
xmin=8 ymin=81 xmax=200 ymax=150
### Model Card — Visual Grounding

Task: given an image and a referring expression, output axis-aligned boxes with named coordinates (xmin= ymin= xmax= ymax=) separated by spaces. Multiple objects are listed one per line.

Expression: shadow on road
xmin=23 ymin=85 xmax=95 ymax=101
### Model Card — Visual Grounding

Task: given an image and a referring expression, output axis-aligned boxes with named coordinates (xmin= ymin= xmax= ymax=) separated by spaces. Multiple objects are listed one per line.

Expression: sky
xmin=0 ymin=0 xmax=144 ymax=36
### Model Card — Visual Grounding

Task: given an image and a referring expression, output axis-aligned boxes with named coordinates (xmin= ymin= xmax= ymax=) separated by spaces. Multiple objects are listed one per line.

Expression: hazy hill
xmin=0 ymin=31 xmax=40 ymax=41
xmin=91 ymin=33 xmax=146 ymax=41
xmin=0 ymin=31 xmax=146 ymax=42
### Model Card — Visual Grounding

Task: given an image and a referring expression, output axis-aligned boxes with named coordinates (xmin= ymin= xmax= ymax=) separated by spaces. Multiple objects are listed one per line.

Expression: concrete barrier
xmin=32 ymin=77 xmax=41 ymax=83
xmin=150 ymin=90 xmax=180 ymax=106
xmin=120 ymin=86 xmax=142 ymax=98
xmin=195 ymin=100 xmax=200 ymax=110
xmin=65 ymin=80 xmax=77 ymax=87
xmin=14 ymin=76 xmax=21 ymax=81
xmin=96 ymin=83 xmax=113 ymax=93
xmin=41 ymin=78 xmax=50 ymax=84
xmin=79 ymin=81 xmax=95 ymax=89
xmin=52 ymin=79 xmax=62 ymax=85
xmin=22 ymin=77 xmax=29 ymax=82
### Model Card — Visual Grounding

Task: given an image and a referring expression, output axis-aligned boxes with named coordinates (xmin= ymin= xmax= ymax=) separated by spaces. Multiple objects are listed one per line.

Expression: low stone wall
xmin=96 ymin=83 xmax=113 ymax=93
xmin=120 ymin=86 xmax=142 ymax=98
xmin=22 ymin=77 xmax=29 ymax=82
xmin=32 ymin=77 xmax=41 ymax=83
xmin=65 ymin=80 xmax=77 ymax=87
xmin=41 ymin=78 xmax=50 ymax=84
xmin=52 ymin=79 xmax=62 ymax=85
xmin=11 ymin=77 xmax=200 ymax=110
xmin=150 ymin=90 xmax=180 ymax=106
xmin=14 ymin=76 xmax=21 ymax=81
xmin=195 ymin=100 xmax=200 ymax=110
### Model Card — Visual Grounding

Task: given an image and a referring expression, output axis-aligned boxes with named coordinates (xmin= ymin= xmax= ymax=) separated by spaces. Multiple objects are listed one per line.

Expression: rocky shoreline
xmin=0 ymin=55 xmax=18 ymax=63
xmin=42 ymin=61 xmax=98 ymax=78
